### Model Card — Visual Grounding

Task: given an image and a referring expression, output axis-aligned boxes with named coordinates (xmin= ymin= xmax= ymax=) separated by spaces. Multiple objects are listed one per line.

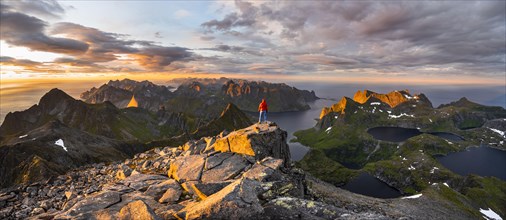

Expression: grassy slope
xmin=293 ymin=98 xmax=506 ymax=217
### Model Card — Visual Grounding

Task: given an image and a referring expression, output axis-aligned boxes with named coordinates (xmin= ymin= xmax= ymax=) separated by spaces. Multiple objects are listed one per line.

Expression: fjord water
xmin=436 ymin=146 xmax=506 ymax=181
xmin=367 ymin=127 xmax=464 ymax=142
xmin=341 ymin=173 xmax=402 ymax=198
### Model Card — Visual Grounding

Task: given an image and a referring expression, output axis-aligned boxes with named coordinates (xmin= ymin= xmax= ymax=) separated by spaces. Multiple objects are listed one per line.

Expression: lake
xmin=436 ymin=146 xmax=506 ymax=181
xmin=341 ymin=173 xmax=402 ymax=198
xmin=367 ymin=127 xmax=464 ymax=143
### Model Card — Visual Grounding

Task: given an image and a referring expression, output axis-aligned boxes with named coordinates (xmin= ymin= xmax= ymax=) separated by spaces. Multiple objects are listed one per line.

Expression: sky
xmin=0 ymin=0 xmax=505 ymax=84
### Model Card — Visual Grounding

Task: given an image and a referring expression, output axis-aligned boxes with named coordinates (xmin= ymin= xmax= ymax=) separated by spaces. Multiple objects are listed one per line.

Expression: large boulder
xmin=144 ymin=179 xmax=181 ymax=201
xmin=60 ymin=191 xmax=121 ymax=218
xmin=168 ymin=155 xmax=206 ymax=182
xmin=121 ymin=174 xmax=169 ymax=191
xmin=201 ymin=154 xmax=250 ymax=183
xmin=118 ymin=200 xmax=160 ymax=220
xmin=209 ymin=123 xmax=291 ymax=167
xmin=180 ymin=178 xmax=263 ymax=220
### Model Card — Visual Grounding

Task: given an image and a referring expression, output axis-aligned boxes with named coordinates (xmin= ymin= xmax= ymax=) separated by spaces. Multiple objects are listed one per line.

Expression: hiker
xmin=258 ymin=99 xmax=268 ymax=123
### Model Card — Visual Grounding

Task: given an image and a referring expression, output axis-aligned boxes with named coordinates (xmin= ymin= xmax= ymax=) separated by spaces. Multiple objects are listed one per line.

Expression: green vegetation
xmin=293 ymin=92 xmax=506 ymax=216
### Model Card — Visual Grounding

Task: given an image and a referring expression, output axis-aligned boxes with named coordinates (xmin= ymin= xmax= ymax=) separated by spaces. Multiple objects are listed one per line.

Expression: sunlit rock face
xmin=127 ymin=95 xmax=138 ymax=108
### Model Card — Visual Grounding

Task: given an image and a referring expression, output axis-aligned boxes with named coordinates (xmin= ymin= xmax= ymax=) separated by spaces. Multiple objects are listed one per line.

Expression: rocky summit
xmin=0 ymin=123 xmax=482 ymax=219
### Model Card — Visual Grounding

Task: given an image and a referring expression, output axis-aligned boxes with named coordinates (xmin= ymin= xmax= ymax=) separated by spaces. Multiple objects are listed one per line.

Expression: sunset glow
xmin=0 ymin=0 xmax=504 ymax=85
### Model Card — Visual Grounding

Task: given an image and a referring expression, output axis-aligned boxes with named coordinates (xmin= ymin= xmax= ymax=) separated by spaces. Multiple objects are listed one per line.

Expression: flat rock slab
xmin=168 ymin=155 xmax=206 ymax=182
xmin=181 ymin=181 xmax=233 ymax=200
xmin=158 ymin=188 xmax=182 ymax=204
xmin=181 ymin=178 xmax=263 ymax=220
xmin=64 ymin=191 xmax=121 ymax=217
xmin=201 ymin=154 xmax=249 ymax=183
xmin=205 ymin=153 xmax=233 ymax=170
xmin=119 ymin=200 xmax=160 ymax=220
xmin=121 ymin=174 xmax=169 ymax=191
xmin=144 ymin=179 xmax=181 ymax=201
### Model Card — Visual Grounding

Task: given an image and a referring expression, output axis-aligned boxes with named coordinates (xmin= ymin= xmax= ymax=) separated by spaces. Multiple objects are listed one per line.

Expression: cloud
xmin=295 ymin=54 xmax=359 ymax=66
xmin=199 ymin=1 xmax=506 ymax=77
xmin=0 ymin=8 xmax=89 ymax=55
xmin=51 ymin=22 xmax=193 ymax=70
xmin=5 ymin=0 xmax=65 ymax=19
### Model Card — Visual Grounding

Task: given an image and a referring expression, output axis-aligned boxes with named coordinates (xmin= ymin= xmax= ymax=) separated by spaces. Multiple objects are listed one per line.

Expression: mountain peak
xmin=353 ymin=89 xmax=421 ymax=108
xmin=438 ymin=97 xmax=482 ymax=108
xmin=39 ymin=88 xmax=75 ymax=107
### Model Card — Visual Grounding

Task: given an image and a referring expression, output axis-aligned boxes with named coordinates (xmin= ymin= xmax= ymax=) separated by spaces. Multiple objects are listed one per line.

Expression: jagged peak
xmin=220 ymin=103 xmax=242 ymax=117
xmin=353 ymin=89 xmax=419 ymax=108
xmin=39 ymin=88 xmax=74 ymax=105
xmin=319 ymin=96 xmax=357 ymax=119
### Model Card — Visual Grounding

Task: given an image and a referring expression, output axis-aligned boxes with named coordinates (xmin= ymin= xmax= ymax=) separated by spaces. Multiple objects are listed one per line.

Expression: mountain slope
xmin=0 ymin=120 xmax=144 ymax=188
xmin=0 ymin=89 xmax=193 ymax=142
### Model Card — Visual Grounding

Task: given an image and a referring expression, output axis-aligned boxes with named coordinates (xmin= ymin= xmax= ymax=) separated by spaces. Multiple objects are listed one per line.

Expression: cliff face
xmin=1 ymin=123 xmax=478 ymax=220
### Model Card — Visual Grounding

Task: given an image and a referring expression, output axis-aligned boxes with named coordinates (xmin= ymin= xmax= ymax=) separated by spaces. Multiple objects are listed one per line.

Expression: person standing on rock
xmin=258 ymin=99 xmax=268 ymax=123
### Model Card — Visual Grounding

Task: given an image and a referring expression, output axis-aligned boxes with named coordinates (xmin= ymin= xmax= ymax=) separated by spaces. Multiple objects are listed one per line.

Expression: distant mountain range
xmin=81 ymin=78 xmax=319 ymax=118
xmin=0 ymin=88 xmax=252 ymax=188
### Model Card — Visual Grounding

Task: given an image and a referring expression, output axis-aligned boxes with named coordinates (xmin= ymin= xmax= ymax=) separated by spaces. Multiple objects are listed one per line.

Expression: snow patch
xmin=55 ymin=139 xmax=68 ymax=152
xmin=430 ymin=167 xmax=439 ymax=174
xmin=372 ymin=107 xmax=376 ymax=113
xmin=370 ymin=102 xmax=381 ymax=106
xmin=429 ymin=119 xmax=433 ymax=123
xmin=488 ymin=128 xmax=505 ymax=137
xmin=404 ymin=94 xmax=414 ymax=100
xmin=443 ymin=183 xmax=449 ymax=187
xmin=402 ymin=157 xmax=407 ymax=161
xmin=412 ymin=105 xmax=416 ymax=107
xmin=480 ymin=208 xmax=503 ymax=220
xmin=408 ymin=165 xmax=416 ymax=170
xmin=446 ymin=140 xmax=453 ymax=145
xmin=19 ymin=134 xmax=28 ymax=139
xmin=402 ymin=194 xmax=422 ymax=199
xmin=325 ymin=127 xmax=332 ymax=133
xmin=379 ymin=109 xmax=383 ymax=112
xmin=387 ymin=111 xmax=392 ymax=114
xmin=334 ymin=116 xmax=338 ymax=119
xmin=388 ymin=113 xmax=415 ymax=119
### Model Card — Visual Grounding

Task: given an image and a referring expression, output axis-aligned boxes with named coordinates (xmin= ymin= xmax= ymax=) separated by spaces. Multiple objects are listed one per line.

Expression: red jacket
xmin=258 ymin=100 xmax=268 ymax=112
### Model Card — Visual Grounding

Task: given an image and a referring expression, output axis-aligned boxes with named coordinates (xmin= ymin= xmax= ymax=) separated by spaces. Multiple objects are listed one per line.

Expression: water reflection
xmin=340 ymin=173 xmax=402 ymax=198
xmin=436 ymin=146 xmax=506 ymax=180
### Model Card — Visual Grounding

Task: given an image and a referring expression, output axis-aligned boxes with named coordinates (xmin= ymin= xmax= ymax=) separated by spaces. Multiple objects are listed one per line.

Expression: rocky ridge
xmin=0 ymin=123 xmax=474 ymax=219
xmin=81 ymin=79 xmax=174 ymax=111
xmin=81 ymin=78 xmax=319 ymax=119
